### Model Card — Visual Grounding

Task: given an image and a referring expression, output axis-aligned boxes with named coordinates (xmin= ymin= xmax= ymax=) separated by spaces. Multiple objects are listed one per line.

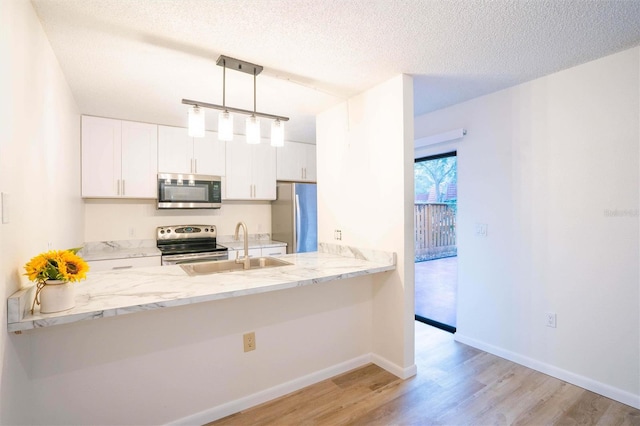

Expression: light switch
xmin=1 ymin=192 xmax=9 ymax=224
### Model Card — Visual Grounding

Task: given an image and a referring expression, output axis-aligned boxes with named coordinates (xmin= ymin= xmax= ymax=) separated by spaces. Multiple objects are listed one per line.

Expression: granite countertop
xmin=7 ymin=244 xmax=395 ymax=333
xmin=79 ymin=239 xmax=160 ymax=262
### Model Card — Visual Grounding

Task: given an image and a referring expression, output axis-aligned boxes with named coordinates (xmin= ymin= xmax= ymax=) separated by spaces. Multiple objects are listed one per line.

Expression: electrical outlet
xmin=243 ymin=332 xmax=256 ymax=352
xmin=128 ymin=227 xmax=136 ymax=238
xmin=475 ymin=223 xmax=488 ymax=237
xmin=545 ymin=312 xmax=557 ymax=328
xmin=334 ymin=229 xmax=342 ymax=240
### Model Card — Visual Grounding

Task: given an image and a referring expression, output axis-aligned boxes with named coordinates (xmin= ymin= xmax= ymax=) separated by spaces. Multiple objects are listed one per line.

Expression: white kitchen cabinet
xmin=276 ymin=141 xmax=317 ymax=182
xmin=226 ymin=248 xmax=262 ymax=261
xmin=88 ymin=256 xmax=161 ymax=272
xmin=225 ymin=136 xmax=276 ymax=200
xmin=261 ymin=246 xmax=287 ymax=256
xmin=226 ymin=245 xmax=285 ymax=260
xmin=158 ymin=125 xmax=225 ymax=176
xmin=81 ymin=116 xmax=158 ymax=198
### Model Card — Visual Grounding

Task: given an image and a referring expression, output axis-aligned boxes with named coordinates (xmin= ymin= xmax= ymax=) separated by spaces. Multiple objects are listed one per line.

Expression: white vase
xmin=39 ymin=280 xmax=75 ymax=313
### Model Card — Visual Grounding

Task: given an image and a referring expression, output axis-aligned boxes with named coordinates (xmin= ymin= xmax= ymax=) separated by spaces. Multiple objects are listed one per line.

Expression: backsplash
xmin=83 ymin=199 xmax=272 ymax=242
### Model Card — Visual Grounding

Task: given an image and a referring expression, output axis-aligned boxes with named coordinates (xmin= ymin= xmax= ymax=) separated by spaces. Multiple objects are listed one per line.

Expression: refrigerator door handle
xmin=295 ymin=193 xmax=301 ymax=253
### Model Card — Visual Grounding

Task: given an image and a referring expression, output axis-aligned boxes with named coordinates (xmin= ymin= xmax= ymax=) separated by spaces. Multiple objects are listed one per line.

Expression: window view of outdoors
xmin=414 ymin=155 xmax=457 ymax=261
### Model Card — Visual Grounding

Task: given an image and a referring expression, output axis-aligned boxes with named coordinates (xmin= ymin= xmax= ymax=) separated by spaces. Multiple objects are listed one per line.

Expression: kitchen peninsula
xmin=8 ymin=244 xmax=395 ymax=333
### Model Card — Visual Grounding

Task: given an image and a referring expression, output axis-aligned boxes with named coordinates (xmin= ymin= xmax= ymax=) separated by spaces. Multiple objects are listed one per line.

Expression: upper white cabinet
xmin=81 ymin=116 xmax=158 ymax=198
xmin=276 ymin=141 xmax=317 ymax=182
xmin=225 ymin=136 xmax=276 ymax=200
xmin=158 ymin=125 xmax=225 ymax=176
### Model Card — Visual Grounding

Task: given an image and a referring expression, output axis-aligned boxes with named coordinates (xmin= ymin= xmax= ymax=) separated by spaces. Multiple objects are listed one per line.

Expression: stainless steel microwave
xmin=157 ymin=173 xmax=222 ymax=209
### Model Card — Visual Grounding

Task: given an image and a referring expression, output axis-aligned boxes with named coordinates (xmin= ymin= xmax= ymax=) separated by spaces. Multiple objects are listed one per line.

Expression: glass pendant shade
xmin=246 ymin=115 xmax=261 ymax=144
xmin=188 ymin=106 xmax=205 ymax=137
xmin=270 ymin=119 xmax=284 ymax=147
xmin=218 ymin=111 xmax=234 ymax=141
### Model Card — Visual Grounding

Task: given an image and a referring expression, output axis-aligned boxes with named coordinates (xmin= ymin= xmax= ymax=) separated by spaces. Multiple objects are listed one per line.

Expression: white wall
xmin=26 ymin=278 xmax=373 ymax=424
xmin=415 ymin=47 xmax=640 ymax=407
xmin=316 ymin=74 xmax=416 ymax=377
xmin=84 ymin=199 xmax=272 ymax=241
xmin=0 ymin=0 xmax=83 ymax=422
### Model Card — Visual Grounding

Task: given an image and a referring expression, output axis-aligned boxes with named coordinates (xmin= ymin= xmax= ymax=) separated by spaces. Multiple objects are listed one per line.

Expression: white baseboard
xmin=167 ymin=354 xmax=373 ymax=425
xmin=371 ymin=353 xmax=417 ymax=379
xmin=168 ymin=353 xmax=417 ymax=425
xmin=454 ymin=333 xmax=640 ymax=410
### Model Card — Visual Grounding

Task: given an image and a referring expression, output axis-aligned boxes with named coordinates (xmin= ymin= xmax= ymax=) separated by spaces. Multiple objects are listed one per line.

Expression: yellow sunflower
xmin=59 ymin=250 xmax=89 ymax=282
xmin=24 ymin=252 xmax=51 ymax=281
xmin=24 ymin=249 xmax=89 ymax=283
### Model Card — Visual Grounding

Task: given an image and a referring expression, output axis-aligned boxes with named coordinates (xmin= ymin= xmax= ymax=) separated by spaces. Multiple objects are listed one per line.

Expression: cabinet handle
xmin=116 ymin=179 xmax=121 ymax=196
xmin=194 ymin=159 xmax=198 ymax=173
xmin=122 ymin=179 xmax=125 ymax=196
xmin=112 ymin=265 xmax=133 ymax=270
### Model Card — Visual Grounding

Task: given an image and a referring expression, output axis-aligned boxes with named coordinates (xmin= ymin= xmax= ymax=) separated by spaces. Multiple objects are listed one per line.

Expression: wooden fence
xmin=415 ymin=203 xmax=457 ymax=261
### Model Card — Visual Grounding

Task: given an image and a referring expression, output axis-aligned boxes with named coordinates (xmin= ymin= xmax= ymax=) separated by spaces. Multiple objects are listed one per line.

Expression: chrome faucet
xmin=234 ymin=221 xmax=250 ymax=270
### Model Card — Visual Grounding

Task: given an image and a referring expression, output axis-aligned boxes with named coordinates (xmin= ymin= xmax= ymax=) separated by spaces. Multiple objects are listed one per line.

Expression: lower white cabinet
xmin=261 ymin=246 xmax=287 ymax=257
xmin=227 ymin=248 xmax=262 ymax=261
xmin=226 ymin=246 xmax=286 ymax=260
xmin=88 ymin=256 xmax=161 ymax=272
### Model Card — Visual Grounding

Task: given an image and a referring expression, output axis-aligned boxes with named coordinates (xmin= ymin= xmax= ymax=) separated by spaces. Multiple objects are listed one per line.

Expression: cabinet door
xmin=303 ymin=143 xmax=317 ymax=181
xmin=224 ymin=135 xmax=252 ymax=199
xmin=121 ymin=121 xmax=158 ymax=198
xmin=262 ymin=246 xmax=287 ymax=256
xmin=227 ymin=248 xmax=262 ymax=260
xmin=193 ymin=131 xmax=226 ymax=176
xmin=82 ymin=116 xmax=121 ymax=197
xmin=252 ymin=140 xmax=276 ymax=200
xmin=158 ymin=125 xmax=192 ymax=174
xmin=276 ymin=141 xmax=303 ymax=181
xmin=276 ymin=141 xmax=317 ymax=182
xmin=88 ymin=256 xmax=161 ymax=272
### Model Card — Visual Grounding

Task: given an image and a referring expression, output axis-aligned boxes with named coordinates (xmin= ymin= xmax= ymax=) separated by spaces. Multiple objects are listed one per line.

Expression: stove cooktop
xmin=156 ymin=224 xmax=227 ymax=255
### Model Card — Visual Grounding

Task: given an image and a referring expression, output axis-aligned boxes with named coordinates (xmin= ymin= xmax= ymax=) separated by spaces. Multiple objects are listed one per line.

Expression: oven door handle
xmin=162 ymin=252 xmax=228 ymax=266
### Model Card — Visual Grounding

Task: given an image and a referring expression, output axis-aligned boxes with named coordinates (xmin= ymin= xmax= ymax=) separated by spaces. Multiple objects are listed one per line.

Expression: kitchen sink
xmin=180 ymin=257 xmax=293 ymax=276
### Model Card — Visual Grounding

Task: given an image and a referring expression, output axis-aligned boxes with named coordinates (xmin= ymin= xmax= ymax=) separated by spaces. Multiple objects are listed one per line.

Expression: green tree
xmin=414 ymin=157 xmax=456 ymax=202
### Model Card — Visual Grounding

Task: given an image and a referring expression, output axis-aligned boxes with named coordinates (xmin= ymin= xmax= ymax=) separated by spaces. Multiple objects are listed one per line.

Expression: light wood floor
xmin=210 ymin=322 xmax=640 ymax=425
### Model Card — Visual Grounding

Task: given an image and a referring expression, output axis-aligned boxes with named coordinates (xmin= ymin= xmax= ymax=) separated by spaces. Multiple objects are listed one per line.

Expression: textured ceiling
xmin=31 ymin=0 xmax=640 ymax=143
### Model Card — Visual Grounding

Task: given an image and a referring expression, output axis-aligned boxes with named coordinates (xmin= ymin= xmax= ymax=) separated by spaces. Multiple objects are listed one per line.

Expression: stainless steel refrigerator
xmin=271 ymin=182 xmax=317 ymax=253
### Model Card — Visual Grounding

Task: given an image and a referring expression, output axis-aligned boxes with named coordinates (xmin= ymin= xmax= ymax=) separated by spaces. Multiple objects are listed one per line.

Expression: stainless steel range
xmin=157 ymin=225 xmax=228 ymax=265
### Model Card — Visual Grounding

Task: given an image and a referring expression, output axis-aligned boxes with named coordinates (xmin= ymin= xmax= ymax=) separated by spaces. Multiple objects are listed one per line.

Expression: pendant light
xmin=245 ymin=67 xmax=261 ymax=144
xmin=182 ymin=55 xmax=289 ymax=145
xmin=217 ymin=59 xmax=234 ymax=141
xmin=271 ymin=119 xmax=284 ymax=147
xmin=246 ymin=115 xmax=261 ymax=144
xmin=218 ymin=111 xmax=233 ymax=141
xmin=188 ymin=105 xmax=205 ymax=137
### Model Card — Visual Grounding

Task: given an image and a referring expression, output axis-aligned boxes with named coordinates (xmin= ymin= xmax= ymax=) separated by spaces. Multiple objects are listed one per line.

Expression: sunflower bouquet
xmin=24 ymin=248 xmax=89 ymax=283
xmin=25 ymin=248 xmax=89 ymax=314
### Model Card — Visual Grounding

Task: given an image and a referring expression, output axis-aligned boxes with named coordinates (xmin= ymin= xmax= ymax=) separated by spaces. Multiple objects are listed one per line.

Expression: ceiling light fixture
xmin=182 ymin=55 xmax=289 ymax=147
xmin=187 ymin=105 xmax=205 ymax=137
